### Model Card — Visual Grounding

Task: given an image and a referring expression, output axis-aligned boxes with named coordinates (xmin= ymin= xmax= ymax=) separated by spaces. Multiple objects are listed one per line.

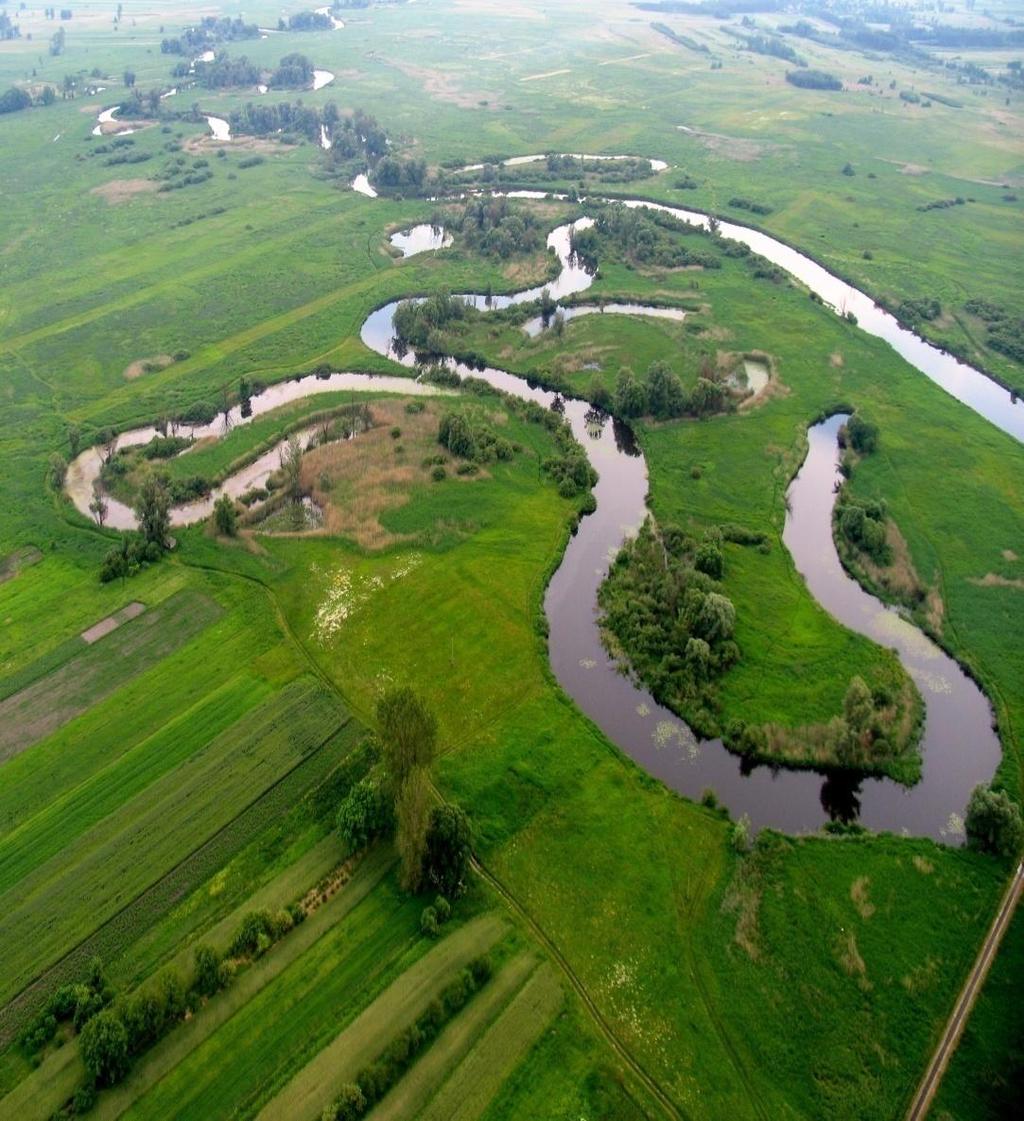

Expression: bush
xmin=431 ymin=464 xmax=446 ymax=482
xmin=420 ymin=905 xmax=440 ymax=937
xmin=213 ymin=494 xmax=237 ymax=536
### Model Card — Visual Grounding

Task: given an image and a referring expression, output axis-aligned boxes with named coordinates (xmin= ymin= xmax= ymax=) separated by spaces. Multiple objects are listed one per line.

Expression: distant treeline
xmin=281 ymin=10 xmax=334 ymax=32
xmin=634 ymin=1 xmax=782 ymax=15
xmin=161 ymin=17 xmax=259 ymax=55
xmin=725 ymin=29 xmax=805 ymax=65
xmin=650 ymin=22 xmax=708 ymax=53
xmin=785 ymin=68 xmax=842 ymax=91
xmin=176 ymin=52 xmax=315 ymax=91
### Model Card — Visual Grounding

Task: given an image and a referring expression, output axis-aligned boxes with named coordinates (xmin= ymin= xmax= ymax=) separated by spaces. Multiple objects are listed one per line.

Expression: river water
xmin=68 ymin=179 xmax=1016 ymax=839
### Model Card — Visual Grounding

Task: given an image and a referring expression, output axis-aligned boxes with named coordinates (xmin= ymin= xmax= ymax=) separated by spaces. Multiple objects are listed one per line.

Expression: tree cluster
xmin=320 ymin=955 xmax=493 ymax=1120
xmin=269 ymin=52 xmax=315 ymax=89
xmin=786 ymin=68 xmax=842 ymax=90
xmin=336 ymin=689 xmax=473 ymax=898
xmin=448 ymin=196 xmax=543 ymax=258
xmin=599 ymin=519 xmax=739 ymax=732
xmin=438 ymin=409 xmax=515 ymax=463
xmin=160 ymin=16 xmax=259 ymax=55
xmin=573 ymin=204 xmax=722 ymax=271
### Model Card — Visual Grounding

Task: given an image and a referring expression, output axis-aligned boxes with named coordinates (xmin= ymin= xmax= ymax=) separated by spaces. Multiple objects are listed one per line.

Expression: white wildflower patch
xmin=636 ymin=703 xmax=650 ymax=717
xmin=653 ymin=719 xmax=699 ymax=759
xmin=941 ymin=812 xmax=965 ymax=839
xmin=312 ymin=553 xmax=424 ymax=644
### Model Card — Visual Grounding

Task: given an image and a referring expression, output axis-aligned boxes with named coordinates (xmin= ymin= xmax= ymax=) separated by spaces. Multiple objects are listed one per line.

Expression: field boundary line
xmin=904 ymin=859 xmax=1024 ymax=1121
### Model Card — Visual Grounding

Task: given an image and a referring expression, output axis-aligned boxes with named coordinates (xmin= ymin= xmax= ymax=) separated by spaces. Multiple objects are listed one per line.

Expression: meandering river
xmin=67 ymin=173 xmax=1017 ymax=839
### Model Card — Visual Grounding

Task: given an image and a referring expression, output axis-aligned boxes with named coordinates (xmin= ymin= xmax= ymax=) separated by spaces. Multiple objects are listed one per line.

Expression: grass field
xmin=0 ymin=1 xmax=1021 ymax=1119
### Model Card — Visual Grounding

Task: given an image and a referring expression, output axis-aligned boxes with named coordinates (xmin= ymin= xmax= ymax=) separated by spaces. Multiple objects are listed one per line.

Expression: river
xmin=67 ymin=177 xmax=1015 ymax=839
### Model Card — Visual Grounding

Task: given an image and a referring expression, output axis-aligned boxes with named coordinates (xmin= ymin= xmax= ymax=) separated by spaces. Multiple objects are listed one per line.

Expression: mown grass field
xmin=0 ymin=1 xmax=1021 ymax=1119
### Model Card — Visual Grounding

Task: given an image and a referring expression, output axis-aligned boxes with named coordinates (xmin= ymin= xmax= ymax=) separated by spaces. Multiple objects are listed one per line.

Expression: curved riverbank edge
xmin=437 ymin=178 xmax=1023 ymax=406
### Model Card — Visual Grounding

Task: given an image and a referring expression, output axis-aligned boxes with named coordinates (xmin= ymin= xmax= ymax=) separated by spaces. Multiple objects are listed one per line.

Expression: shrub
xmin=431 ymin=464 xmax=446 ymax=482
xmin=420 ymin=905 xmax=440 ymax=937
xmin=213 ymin=494 xmax=237 ymax=536
xmin=229 ymin=910 xmax=275 ymax=958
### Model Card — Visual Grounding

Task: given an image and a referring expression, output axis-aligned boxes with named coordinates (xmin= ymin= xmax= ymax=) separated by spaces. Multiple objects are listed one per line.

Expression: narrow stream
xmin=66 ymin=183 xmax=1014 ymax=839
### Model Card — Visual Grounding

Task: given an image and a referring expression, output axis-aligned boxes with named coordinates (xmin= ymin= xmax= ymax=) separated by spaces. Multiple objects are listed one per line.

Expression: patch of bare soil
xmin=123 ymin=354 xmax=174 ymax=380
xmin=721 ymin=858 xmax=763 ymax=960
xmin=91 ymin=178 xmax=158 ymax=205
xmin=850 ymin=876 xmax=875 ymax=919
xmin=81 ymin=602 xmax=145 ymax=644
xmin=969 ymin=572 xmax=1024 ymax=590
xmin=0 ymin=546 xmax=42 ymax=585
xmin=501 ymin=252 xmax=556 ymax=286
xmin=1003 ymin=549 xmax=1019 ymax=562
xmin=386 ymin=58 xmax=498 ymax=110
xmin=301 ymin=855 xmax=360 ymax=916
xmin=299 ymin=399 xmax=487 ymax=549
xmin=183 ymin=134 xmax=290 ymax=155
xmin=875 ymin=158 xmax=930 ymax=176
xmin=835 ymin=929 xmax=871 ymax=989
xmin=549 ymin=345 xmax=615 ymax=375
xmin=677 ymin=124 xmax=782 ymax=163
xmin=829 ymin=351 xmax=844 ymax=367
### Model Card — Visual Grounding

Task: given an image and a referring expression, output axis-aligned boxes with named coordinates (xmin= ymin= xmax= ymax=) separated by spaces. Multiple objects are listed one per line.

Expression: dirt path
xmin=905 ymin=859 xmax=1024 ymax=1121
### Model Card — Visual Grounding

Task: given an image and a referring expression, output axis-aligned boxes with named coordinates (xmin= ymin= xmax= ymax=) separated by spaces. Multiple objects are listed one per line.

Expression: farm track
xmin=905 ymin=859 xmax=1024 ymax=1121
xmin=670 ymin=841 xmax=769 ymax=1121
xmin=178 ymin=554 xmax=686 ymax=1121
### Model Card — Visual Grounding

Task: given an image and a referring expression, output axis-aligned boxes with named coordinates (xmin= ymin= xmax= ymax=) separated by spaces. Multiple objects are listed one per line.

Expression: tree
xmin=48 ymin=452 xmax=67 ymax=489
xmin=646 ymin=360 xmax=686 ymax=419
xmin=692 ymin=591 xmax=735 ymax=643
xmin=136 ymin=475 xmax=170 ymax=548
xmin=613 ymin=367 xmax=647 ymax=418
xmin=694 ymin=540 xmax=723 ymax=579
xmin=39 ymin=84 xmax=56 ymax=105
xmin=89 ymin=495 xmax=108 ymax=526
xmin=79 ymin=1009 xmax=130 ymax=1086
xmin=846 ymin=414 xmax=879 ymax=454
xmin=213 ymin=494 xmax=237 ymax=536
xmin=122 ymin=69 xmax=135 ymax=87
xmin=280 ymin=434 xmax=303 ymax=501
xmin=395 ymin=767 xmax=431 ymax=892
xmin=67 ymin=424 xmax=81 ymax=457
xmin=192 ymin=945 xmax=222 ymax=998
xmin=965 ymin=783 xmax=1024 ymax=857
xmin=239 ymin=376 xmax=252 ymax=418
xmin=423 ymin=804 xmax=472 ymax=898
xmin=324 ymin=1084 xmax=366 ymax=1121
xmin=843 ymin=676 xmax=874 ymax=735
xmin=337 ymin=778 xmax=393 ymax=851
xmin=376 ymin=687 xmax=437 ymax=790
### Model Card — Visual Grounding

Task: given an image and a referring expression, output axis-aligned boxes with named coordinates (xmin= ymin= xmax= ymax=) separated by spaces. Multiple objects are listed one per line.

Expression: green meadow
xmin=0 ymin=1 xmax=1021 ymax=1119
